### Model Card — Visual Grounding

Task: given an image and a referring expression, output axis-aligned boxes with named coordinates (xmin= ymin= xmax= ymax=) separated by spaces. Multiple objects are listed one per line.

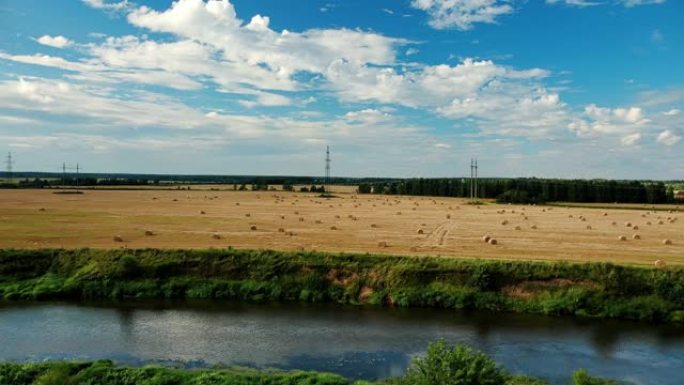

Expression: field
xmin=0 ymin=189 xmax=682 ymax=266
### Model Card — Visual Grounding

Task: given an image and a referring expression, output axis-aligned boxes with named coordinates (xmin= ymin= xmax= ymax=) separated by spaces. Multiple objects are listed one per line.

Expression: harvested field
xmin=0 ymin=189 xmax=682 ymax=265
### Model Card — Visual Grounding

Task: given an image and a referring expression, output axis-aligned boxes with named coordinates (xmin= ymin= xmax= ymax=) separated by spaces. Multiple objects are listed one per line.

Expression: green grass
xmin=1 ymin=248 xmax=683 ymax=323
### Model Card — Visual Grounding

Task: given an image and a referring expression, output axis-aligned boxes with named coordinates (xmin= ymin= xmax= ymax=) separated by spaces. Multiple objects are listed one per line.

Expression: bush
xmin=399 ymin=341 xmax=507 ymax=385
xmin=571 ymin=370 xmax=618 ymax=385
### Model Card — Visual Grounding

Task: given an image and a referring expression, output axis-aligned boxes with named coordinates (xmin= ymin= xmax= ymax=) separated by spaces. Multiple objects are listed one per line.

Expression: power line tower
xmin=5 ymin=152 xmax=13 ymax=183
xmin=470 ymin=158 xmax=478 ymax=201
xmin=324 ymin=145 xmax=331 ymax=188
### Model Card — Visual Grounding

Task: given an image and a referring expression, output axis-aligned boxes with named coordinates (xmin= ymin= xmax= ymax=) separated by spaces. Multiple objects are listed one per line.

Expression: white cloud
xmin=663 ymin=109 xmax=680 ymax=116
xmin=656 ymin=130 xmax=681 ymax=146
xmin=410 ymin=0 xmax=513 ymax=30
xmin=621 ymin=0 xmax=666 ymax=6
xmin=569 ymin=104 xmax=649 ymax=137
xmin=545 ymin=0 xmax=603 ymax=7
xmin=36 ymin=35 xmax=73 ymax=48
xmin=621 ymin=132 xmax=641 ymax=146
xmin=82 ymin=0 xmax=131 ymax=11
xmin=434 ymin=142 xmax=452 ymax=149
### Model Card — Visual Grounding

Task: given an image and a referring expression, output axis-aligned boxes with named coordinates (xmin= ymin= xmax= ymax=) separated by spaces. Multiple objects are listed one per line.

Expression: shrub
xmin=571 ymin=370 xmax=618 ymax=385
xmin=399 ymin=340 xmax=507 ymax=385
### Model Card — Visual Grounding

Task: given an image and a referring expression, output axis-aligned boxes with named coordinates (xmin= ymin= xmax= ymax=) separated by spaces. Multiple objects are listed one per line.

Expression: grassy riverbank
xmin=1 ymin=248 xmax=683 ymax=323
xmin=0 ymin=342 xmax=618 ymax=385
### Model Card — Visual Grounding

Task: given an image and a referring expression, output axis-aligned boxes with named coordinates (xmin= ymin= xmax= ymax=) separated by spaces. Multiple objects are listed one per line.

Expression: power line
xmin=5 ymin=152 xmax=13 ymax=183
xmin=325 ymin=145 xmax=331 ymax=187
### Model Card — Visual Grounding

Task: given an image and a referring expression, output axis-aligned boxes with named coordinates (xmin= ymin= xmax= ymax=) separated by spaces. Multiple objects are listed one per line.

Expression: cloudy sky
xmin=0 ymin=0 xmax=682 ymax=178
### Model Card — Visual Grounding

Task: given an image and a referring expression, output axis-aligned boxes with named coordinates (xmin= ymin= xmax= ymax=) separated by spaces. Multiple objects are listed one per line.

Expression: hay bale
xmin=39 ymin=208 xmax=46 ymax=212
xmin=113 ymin=235 xmax=124 ymax=242
xmin=278 ymin=228 xmax=285 ymax=232
xmin=335 ymin=215 xmax=340 ymax=219
xmin=378 ymin=241 xmax=389 ymax=247
xmin=235 ymin=202 xmax=240 ymax=206
xmin=280 ymin=215 xmax=285 ymax=219
xmin=611 ymin=221 xmax=617 ymax=226
xmin=663 ymin=239 xmax=672 ymax=245
xmin=568 ymin=214 xmax=573 ymax=218
xmin=482 ymin=235 xmax=491 ymax=242
xmin=658 ymin=220 xmax=664 ymax=225
xmin=632 ymin=225 xmax=639 ymax=230
xmin=625 ymin=222 xmax=632 ymax=227
xmin=446 ymin=214 xmax=451 ymax=219
xmin=299 ymin=217 xmax=305 ymax=222
xmin=200 ymin=210 xmax=206 ymax=215
xmin=500 ymin=219 xmax=509 ymax=226
xmin=144 ymin=230 xmax=154 ymax=236
xmin=646 ymin=221 xmax=652 ymax=225
xmin=603 ymin=212 xmax=608 ymax=216
xmin=315 ymin=220 xmax=322 ymax=224
xmin=212 ymin=233 xmax=221 ymax=239
xmin=586 ymin=225 xmax=592 ymax=230
xmin=515 ymin=226 xmax=521 ymax=230
xmin=530 ymin=225 xmax=537 ymax=229
xmin=330 ymin=226 xmax=337 ymax=230
xmin=417 ymin=228 xmax=424 ymax=234
xmin=655 ymin=260 xmax=667 ymax=268
xmin=632 ymin=234 xmax=640 ymax=240
xmin=396 ymin=211 xmax=402 ymax=215
xmin=488 ymin=238 xmax=498 ymax=245
xmin=250 ymin=225 xmax=257 ymax=231
xmin=371 ymin=224 xmax=378 ymax=228
xmin=245 ymin=213 xmax=251 ymax=217
xmin=618 ymin=235 xmax=626 ymax=241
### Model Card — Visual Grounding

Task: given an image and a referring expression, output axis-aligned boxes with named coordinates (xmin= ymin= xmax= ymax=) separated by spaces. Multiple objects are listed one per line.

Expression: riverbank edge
xmin=0 ymin=248 xmax=683 ymax=323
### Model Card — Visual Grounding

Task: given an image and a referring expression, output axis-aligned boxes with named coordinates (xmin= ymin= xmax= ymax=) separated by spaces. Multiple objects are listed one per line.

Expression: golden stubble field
xmin=0 ymin=189 xmax=682 ymax=266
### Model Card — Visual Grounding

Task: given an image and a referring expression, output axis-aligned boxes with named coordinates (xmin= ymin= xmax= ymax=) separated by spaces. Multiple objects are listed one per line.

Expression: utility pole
xmin=325 ymin=145 xmax=331 ymax=190
xmin=62 ymin=162 xmax=67 ymax=186
xmin=469 ymin=158 xmax=479 ymax=201
xmin=5 ymin=152 xmax=13 ymax=183
xmin=474 ymin=158 xmax=478 ymax=200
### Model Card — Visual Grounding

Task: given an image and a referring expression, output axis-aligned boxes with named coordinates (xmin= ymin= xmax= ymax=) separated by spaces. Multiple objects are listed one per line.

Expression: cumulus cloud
xmin=656 ymin=130 xmax=681 ymax=146
xmin=410 ymin=0 xmax=513 ymax=30
xmin=569 ymin=104 xmax=649 ymax=137
xmin=36 ymin=35 xmax=73 ymax=48
xmin=82 ymin=0 xmax=131 ymax=11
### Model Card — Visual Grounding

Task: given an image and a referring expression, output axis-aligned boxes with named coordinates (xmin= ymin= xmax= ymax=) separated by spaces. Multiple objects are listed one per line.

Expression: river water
xmin=0 ymin=301 xmax=682 ymax=384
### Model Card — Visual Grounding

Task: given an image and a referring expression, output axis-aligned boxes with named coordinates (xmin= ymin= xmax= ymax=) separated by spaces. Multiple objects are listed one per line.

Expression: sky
xmin=0 ymin=0 xmax=682 ymax=178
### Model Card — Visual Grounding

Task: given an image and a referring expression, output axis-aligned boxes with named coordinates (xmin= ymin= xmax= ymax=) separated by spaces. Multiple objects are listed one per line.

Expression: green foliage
xmin=0 ymin=248 xmax=682 ymax=323
xmin=571 ymin=370 xmax=618 ymax=385
xmin=399 ymin=341 xmax=507 ymax=385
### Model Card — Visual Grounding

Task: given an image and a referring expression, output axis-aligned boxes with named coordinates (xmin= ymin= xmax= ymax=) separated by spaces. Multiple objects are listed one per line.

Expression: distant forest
xmin=0 ymin=171 xmax=681 ymax=204
xmin=358 ymin=178 xmax=681 ymax=204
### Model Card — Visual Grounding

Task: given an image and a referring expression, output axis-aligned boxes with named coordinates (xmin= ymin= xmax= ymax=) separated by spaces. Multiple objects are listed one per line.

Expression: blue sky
xmin=0 ymin=0 xmax=682 ymax=178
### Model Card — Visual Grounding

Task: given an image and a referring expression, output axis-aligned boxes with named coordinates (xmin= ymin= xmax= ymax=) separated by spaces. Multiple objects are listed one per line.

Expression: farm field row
xmin=0 ymin=189 xmax=682 ymax=265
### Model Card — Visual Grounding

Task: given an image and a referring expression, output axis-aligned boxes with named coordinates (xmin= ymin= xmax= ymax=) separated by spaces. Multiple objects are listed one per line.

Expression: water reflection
xmin=0 ymin=301 xmax=682 ymax=385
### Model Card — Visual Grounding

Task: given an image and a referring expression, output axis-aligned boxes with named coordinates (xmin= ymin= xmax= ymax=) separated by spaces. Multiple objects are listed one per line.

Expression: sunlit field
xmin=1 ymin=189 xmax=681 ymax=266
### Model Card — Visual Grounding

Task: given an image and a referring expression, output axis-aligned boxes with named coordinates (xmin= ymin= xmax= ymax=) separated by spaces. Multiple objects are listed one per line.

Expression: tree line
xmin=358 ymin=178 xmax=678 ymax=204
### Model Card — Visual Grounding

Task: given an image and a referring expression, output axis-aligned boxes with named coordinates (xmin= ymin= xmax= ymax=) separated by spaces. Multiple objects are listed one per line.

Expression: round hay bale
xmin=315 ymin=220 xmax=322 ymax=224
xmin=235 ymin=202 xmax=240 ymax=206
xmin=144 ymin=230 xmax=154 ymax=236
xmin=200 ymin=210 xmax=206 ymax=215
xmin=632 ymin=225 xmax=639 ymax=230
xmin=278 ymin=228 xmax=285 ymax=232
xmin=603 ymin=212 xmax=608 ymax=216
xmin=330 ymin=226 xmax=337 ymax=230
xmin=581 ymin=217 xmax=587 ymax=222
xmin=378 ymin=241 xmax=389 ymax=247
xmin=250 ymin=225 xmax=257 ymax=231
xmin=39 ymin=208 xmax=46 ymax=212
xmin=500 ymin=219 xmax=509 ymax=226
xmin=335 ymin=215 xmax=340 ymax=219
xmin=618 ymin=235 xmax=626 ymax=241
xmin=446 ymin=214 xmax=451 ymax=219
xmin=655 ymin=260 xmax=667 ymax=268
xmin=245 ymin=213 xmax=251 ymax=217
xmin=417 ymin=228 xmax=424 ymax=234
xmin=625 ymin=222 xmax=632 ymax=227
xmin=586 ymin=225 xmax=592 ymax=230
xmin=371 ymin=223 xmax=378 ymax=228
xmin=530 ymin=225 xmax=537 ymax=229
xmin=658 ymin=220 xmax=664 ymax=225
xmin=632 ymin=234 xmax=640 ymax=240
xmin=396 ymin=211 xmax=402 ymax=215
xmin=568 ymin=214 xmax=573 ymax=218
xmin=611 ymin=221 xmax=617 ymax=226
xmin=280 ymin=215 xmax=285 ymax=219
xmin=663 ymin=239 xmax=672 ymax=245
xmin=488 ymin=238 xmax=498 ymax=245
xmin=646 ymin=221 xmax=652 ymax=225
xmin=482 ymin=235 xmax=491 ymax=242
xmin=515 ymin=226 xmax=521 ymax=230
xmin=113 ymin=235 xmax=124 ymax=242
xmin=212 ymin=233 xmax=221 ymax=239
xmin=299 ymin=217 xmax=305 ymax=222
xmin=294 ymin=211 xmax=299 ymax=215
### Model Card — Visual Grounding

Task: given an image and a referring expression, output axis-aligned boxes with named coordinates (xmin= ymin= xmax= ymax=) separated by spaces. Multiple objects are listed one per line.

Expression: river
xmin=0 ymin=301 xmax=682 ymax=384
